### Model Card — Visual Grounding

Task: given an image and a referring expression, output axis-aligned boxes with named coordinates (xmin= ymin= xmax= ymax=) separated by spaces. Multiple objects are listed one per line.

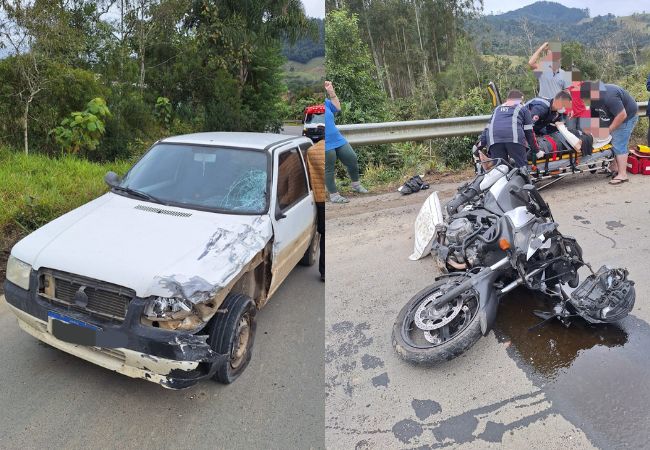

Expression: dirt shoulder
xmin=327 ymin=170 xmax=474 ymax=219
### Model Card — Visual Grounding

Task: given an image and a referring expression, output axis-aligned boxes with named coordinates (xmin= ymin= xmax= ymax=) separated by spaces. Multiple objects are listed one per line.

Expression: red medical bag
xmin=627 ymin=149 xmax=650 ymax=175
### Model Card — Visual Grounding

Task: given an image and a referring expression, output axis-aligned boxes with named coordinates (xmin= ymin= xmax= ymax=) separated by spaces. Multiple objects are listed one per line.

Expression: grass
xmin=337 ymin=142 xmax=445 ymax=193
xmin=0 ymin=146 xmax=131 ymax=287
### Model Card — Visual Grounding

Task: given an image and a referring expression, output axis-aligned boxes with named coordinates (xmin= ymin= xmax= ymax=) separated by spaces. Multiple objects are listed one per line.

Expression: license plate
xmin=48 ymin=311 xmax=99 ymax=346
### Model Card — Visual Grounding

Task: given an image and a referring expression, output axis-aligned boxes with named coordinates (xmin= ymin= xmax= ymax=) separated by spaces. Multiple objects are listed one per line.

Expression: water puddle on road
xmin=493 ymin=288 xmax=650 ymax=448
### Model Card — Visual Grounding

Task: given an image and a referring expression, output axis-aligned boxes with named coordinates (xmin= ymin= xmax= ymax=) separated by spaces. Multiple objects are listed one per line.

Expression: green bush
xmin=154 ymin=97 xmax=173 ymax=128
xmin=434 ymin=87 xmax=493 ymax=169
xmin=50 ymin=98 xmax=112 ymax=155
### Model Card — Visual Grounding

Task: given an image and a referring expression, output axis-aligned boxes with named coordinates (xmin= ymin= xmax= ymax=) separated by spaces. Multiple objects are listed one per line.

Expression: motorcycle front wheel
xmin=392 ymin=275 xmax=483 ymax=364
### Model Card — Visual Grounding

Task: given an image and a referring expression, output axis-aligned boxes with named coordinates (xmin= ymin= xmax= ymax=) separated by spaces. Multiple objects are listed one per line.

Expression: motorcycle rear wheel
xmin=392 ymin=275 xmax=483 ymax=364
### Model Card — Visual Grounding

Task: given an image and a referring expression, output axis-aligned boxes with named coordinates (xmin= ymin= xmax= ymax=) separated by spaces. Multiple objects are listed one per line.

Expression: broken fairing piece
xmin=555 ymin=122 xmax=581 ymax=151
xmin=410 ymin=191 xmax=444 ymax=261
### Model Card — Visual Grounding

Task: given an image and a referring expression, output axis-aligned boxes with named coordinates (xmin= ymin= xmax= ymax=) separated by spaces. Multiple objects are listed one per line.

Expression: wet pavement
xmin=496 ymin=288 xmax=650 ymax=449
xmin=326 ymin=172 xmax=650 ymax=448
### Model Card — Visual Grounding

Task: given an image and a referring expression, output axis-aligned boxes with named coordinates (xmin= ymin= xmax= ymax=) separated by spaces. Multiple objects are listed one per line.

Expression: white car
xmin=4 ymin=132 xmax=319 ymax=389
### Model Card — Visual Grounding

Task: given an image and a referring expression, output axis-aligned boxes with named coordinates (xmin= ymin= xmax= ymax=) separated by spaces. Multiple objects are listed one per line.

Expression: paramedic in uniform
xmin=478 ymin=90 xmax=540 ymax=168
xmin=525 ymin=90 xmax=573 ymax=136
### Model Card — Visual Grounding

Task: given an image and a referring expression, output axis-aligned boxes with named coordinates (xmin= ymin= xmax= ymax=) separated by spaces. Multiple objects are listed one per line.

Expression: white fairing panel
xmin=11 ymin=193 xmax=273 ymax=302
xmin=479 ymin=165 xmax=509 ymax=191
xmin=410 ymin=191 xmax=443 ymax=261
xmin=504 ymin=206 xmax=536 ymax=229
xmin=488 ymin=175 xmax=508 ymax=200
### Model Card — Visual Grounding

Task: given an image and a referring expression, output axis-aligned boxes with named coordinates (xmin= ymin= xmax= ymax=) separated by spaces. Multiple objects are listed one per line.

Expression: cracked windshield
xmin=120 ymin=144 xmax=268 ymax=213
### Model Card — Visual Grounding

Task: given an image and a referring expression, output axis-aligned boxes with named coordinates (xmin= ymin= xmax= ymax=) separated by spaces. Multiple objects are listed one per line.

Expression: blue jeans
xmin=611 ymin=115 xmax=638 ymax=156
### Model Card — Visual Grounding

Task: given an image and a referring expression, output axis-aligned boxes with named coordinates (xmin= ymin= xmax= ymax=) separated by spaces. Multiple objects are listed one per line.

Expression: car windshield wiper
xmin=112 ymin=185 xmax=162 ymax=203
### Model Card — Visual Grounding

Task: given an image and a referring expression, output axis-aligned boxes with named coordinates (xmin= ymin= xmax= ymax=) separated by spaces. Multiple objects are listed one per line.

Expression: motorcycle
xmin=392 ymin=162 xmax=636 ymax=364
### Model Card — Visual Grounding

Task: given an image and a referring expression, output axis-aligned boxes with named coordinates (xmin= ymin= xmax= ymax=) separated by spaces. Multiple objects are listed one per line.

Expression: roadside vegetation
xmin=0 ymin=1 xmax=319 ymax=161
xmin=326 ymin=2 xmax=650 ymax=191
xmin=0 ymin=147 xmax=129 ymax=235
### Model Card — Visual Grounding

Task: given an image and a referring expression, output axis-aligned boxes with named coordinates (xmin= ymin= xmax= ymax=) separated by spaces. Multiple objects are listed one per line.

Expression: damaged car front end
xmin=5 ymin=267 xmax=225 ymax=389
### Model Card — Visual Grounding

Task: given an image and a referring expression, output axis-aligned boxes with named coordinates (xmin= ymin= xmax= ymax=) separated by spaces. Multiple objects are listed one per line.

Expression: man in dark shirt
xmin=584 ymin=82 xmax=638 ymax=184
xmin=478 ymin=90 xmax=540 ymax=168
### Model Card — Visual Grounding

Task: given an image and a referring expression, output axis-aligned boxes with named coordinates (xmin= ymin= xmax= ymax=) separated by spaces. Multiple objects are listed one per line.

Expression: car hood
xmin=11 ymin=193 xmax=273 ymax=300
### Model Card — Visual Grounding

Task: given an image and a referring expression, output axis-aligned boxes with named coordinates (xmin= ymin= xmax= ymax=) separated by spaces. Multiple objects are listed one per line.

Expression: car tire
xmin=208 ymin=293 xmax=257 ymax=384
xmin=299 ymin=232 xmax=320 ymax=266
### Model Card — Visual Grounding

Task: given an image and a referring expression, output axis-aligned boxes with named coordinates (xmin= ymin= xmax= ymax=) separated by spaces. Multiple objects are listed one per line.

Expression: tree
xmin=0 ymin=0 xmax=80 ymax=154
xmin=184 ymin=0 xmax=315 ymax=131
xmin=325 ymin=8 xmax=389 ymax=124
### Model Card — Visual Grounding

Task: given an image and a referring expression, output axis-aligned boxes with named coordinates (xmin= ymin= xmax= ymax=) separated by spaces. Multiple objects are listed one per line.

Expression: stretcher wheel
xmin=588 ymin=163 xmax=597 ymax=174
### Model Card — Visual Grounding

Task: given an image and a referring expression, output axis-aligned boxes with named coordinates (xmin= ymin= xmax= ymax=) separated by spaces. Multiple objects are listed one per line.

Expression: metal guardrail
xmin=339 ymin=101 xmax=648 ymax=145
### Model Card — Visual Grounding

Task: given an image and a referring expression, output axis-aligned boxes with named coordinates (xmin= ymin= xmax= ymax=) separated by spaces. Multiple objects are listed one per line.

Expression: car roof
xmin=159 ymin=132 xmax=301 ymax=151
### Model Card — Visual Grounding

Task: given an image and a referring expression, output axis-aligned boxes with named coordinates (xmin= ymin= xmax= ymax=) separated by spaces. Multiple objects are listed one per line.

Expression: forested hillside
xmin=471 ymin=3 xmax=650 ymax=58
xmin=283 ymin=18 xmax=325 ymax=63
xmin=282 ymin=17 xmax=325 ymax=114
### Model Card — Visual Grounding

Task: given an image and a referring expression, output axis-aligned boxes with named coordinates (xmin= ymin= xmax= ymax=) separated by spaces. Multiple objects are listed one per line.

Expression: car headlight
xmin=143 ymin=296 xmax=193 ymax=320
xmin=6 ymin=255 xmax=32 ymax=291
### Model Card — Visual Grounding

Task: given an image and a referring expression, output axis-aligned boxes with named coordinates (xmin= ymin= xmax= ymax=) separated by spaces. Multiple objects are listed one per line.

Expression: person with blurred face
xmin=529 ymin=41 xmax=568 ymax=98
xmin=580 ymin=81 xmax=638 ymax=185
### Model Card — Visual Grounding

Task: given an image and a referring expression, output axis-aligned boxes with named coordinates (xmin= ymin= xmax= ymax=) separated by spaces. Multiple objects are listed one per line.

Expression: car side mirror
xmin=104 ymin=171 xmax=121 ymax=187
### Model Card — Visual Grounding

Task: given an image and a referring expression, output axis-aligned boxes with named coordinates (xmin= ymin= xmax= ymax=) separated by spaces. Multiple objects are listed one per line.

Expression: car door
xmin=268 ymin=143 xmax=316 ymax=297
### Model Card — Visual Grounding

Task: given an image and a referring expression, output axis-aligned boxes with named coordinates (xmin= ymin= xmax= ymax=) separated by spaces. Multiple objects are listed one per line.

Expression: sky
xmin=303 ymin=0 xmax=325 ymax=18
xmin=482 ymin=0 xmax=649 ymax=17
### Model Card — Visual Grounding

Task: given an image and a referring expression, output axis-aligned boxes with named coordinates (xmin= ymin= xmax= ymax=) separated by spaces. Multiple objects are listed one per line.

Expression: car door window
xmin=277 ymin=148 xmax=308 ymax=211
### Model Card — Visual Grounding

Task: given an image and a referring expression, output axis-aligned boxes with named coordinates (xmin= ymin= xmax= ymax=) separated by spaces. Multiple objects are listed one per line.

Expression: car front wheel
xmin=208 ymin=293 xmax=257 ymax=384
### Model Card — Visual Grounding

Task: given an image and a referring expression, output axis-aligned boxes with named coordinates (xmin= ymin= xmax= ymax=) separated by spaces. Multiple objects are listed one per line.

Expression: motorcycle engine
xmin=446 ymin=218 xmax=474 ymax=244
xmin=569 ymin=265 xmax=635 ymax=323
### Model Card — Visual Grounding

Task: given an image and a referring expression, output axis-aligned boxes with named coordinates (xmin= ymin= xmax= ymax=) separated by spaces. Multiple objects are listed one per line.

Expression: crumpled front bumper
xmin=3 ymin=278 xmax=227 ymax=389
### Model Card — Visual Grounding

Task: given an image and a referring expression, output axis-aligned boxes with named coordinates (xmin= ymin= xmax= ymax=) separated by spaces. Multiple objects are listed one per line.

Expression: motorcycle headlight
xmin=144 ymin=296 xmax=193 ymax=320
xmin=6 ymin=255 xmax=32 ymax=291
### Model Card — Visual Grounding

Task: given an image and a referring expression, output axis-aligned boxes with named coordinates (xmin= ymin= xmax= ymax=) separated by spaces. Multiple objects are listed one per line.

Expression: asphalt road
xmin=326 ymin=171 xmax=650 ymax=449
xmin=0 ymin=264 xmax=324 ymax=449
